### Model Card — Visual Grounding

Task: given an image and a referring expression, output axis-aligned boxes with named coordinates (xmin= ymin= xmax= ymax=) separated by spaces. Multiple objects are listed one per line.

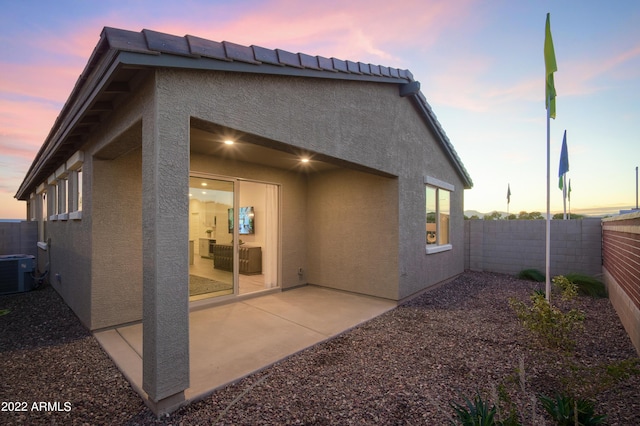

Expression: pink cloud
xmin=0 ymin=98 xmax=58 ymax=148
xmin=96 ymin=0 xmax=478 ymax=66
xmin=556 ymin=43 xmax=640 ymax=98
xmin=0 ymin=62 xmax=79 ymax=105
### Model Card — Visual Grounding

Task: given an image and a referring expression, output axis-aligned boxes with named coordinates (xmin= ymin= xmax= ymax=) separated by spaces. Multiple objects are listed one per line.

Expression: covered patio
xmin=94 ymin=285 xmax=395 ymax=411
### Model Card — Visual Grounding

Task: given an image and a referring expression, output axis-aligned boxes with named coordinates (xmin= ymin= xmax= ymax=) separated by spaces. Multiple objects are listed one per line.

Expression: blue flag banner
xmin=558 ymin=130 xmax=569 ymax=189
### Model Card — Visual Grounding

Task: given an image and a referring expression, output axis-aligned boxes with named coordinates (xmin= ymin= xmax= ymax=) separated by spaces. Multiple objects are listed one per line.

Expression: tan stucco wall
xmin=160 ymin=68 xmax=465 ymax=300
xmin=307 ymin=168 xmax=399 ymax=299
xmin=91 ymin=147 xmax=142 ymax=329
xmin=46 ymin=216 xmax=92 ymax=327
xmin=45 ymin=66 xmax=468 ymax=331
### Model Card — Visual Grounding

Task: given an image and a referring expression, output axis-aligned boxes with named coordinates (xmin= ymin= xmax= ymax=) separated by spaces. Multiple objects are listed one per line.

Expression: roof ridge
xmin=101 ymin=27 xmax=413 ymax=81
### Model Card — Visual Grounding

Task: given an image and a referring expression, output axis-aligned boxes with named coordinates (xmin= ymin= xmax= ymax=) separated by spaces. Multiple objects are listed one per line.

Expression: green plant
xmin=565 ymin=273 xmax=607 ymax=298
xmin=493 ymin=384 xmax=521 ymax=426
xmin=450 ymin=392 xmax=498 ymax=425
xmin=605 ymin=358 xmax=640 ymax=382
xmin=509 ymin=292 xmax=585 ymax=349
xmin=517 ymin=269 xmax=545 ymax=282
xmin=0 ymin=309 xmax=10 ymax=316
xmin=552 ymin=275 xmax=578 ymax=301
xmin=539 ymin=393 xmax=606 ymax=425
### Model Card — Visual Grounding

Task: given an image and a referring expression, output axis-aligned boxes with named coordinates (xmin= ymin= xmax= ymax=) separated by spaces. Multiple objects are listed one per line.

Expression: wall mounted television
xmin=228 ymin=206 xmax=255 ymax=235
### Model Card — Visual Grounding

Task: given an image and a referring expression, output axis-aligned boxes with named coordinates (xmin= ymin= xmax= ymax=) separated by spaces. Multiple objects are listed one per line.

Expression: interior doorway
xmin=188 ymin=175 xmax=279 ymax=301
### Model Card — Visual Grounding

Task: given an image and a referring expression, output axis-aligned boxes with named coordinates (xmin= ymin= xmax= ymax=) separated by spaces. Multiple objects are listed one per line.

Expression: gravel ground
xmin=1 ymin=271 xmax=638 ymax=425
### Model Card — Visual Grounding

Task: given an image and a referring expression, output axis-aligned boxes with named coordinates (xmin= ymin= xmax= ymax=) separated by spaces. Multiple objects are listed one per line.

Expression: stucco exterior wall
xmin=42 ymin=76 xmax=152 ymax=330
xmin=307 ymin=169 xmax=399 ymax=299
xmin=161 ymin=68 xmax=466 ymax=299
xmin=35 ymin=66 xmax=469 ymax=332
xmin=91 ymin=147 xmax=142 ymax=329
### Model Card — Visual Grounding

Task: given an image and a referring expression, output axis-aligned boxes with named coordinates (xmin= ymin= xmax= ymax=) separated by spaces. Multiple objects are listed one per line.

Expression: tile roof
xmin=15 ymin=27 xmax=472 ymax=200
xmin=101 ymin=27 xmax=416 ymax=81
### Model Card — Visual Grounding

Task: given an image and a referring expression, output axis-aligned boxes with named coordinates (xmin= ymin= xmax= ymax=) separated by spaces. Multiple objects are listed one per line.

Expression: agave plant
xmin=450 ymin=392 xmax=498 ymax=426
xmin=538 ymin=392 xmax=606 ymax=425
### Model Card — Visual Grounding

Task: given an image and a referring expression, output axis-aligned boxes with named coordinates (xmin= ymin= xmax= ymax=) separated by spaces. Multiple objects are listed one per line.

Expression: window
xmin=47 ymin=174 xmax=57 ymax=221
xmin=67 ymin=151 xmax=84 ymax=220
xmin=36 ymin=184 xmax=47 ymax=243
xmin=55 ymin=165 xmax=68 ymax=220
xmin=425 ymin=176 xmax=453 ymax=254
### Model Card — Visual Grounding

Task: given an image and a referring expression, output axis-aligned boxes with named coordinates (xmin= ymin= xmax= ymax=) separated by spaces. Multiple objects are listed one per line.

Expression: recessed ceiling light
xmin=201 ymin=182 xmax=207 ymax=187
xmin=202 ymin=191 xmax=207 ymax=194
xmin=301 ymin=157 xmax=310 ymax=163
xmin=224 ymin=140 xmax=234 ymax=145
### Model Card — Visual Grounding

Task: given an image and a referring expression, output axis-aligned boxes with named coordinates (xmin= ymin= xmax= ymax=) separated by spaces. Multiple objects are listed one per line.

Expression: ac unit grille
xmin=0 ymin=255 xmax=35 ymax=295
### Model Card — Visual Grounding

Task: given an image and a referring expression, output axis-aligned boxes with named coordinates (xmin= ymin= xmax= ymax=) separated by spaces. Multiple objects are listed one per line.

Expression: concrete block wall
xmin=602 ymin=212 xmax=640 ymax=354
xmin=0 ymin=221 xmax=37 ymax=256
xmin=464 ymin=218 xmax=602 ymax=278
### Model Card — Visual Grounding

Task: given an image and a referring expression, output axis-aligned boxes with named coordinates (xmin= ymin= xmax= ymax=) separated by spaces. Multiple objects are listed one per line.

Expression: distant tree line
xmin=464 ymin=211 xmax=584 ymax=220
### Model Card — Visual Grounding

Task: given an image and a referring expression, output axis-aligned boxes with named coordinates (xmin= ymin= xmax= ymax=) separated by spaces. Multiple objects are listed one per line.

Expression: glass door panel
xmin=188 ymin=176 xmax=235 ymax=300
xmin=236 ymin=181 xmax=279 ymax=294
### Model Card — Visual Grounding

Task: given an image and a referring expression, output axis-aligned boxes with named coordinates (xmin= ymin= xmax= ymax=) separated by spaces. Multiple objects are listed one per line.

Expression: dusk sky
xmin=1 ymin=0 xmax=639 ymax=219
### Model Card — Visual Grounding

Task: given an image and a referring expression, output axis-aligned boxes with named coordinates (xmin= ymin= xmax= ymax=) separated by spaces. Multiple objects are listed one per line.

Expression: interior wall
xmin=307 ymin=168 xmax=399 ymax=299
xmin=238 ymin=181 xmax=266 ymax=247
xmin=91 ymin=146 xmax=143 ymax=329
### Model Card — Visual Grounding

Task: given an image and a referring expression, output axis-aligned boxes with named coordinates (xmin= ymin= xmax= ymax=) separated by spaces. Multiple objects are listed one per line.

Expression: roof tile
xmin=317 ymin=56 xmax=337 ymax=72
xmin=368 ymin=64 xmax=381 ymax=76
xmin=389 ymin=68 xmax=400 ymax=78
xmin=298 ymin=53 xmax=320 ymax=70
xmin=276 ymin=49 xmax=302 ymax=68
xmin=142 ymin=29 xmax=194 ymax=57
xmin=332 ymin=58 xmax=348 ymax=73
xmin=379 ymin=66 xmax=391 ymax=77
xmin=252 ymin=45 xmax=281 ymax=65
xmin=358 ymin=62 xmax=371 ymax=75
xmin=103 ymin=27 xmax=152 ymax=54
xmin=346 ymin=60 xmax=361 ymax=74
xmin=223 ymin=41 xmax=260 ymax=64
xmin=186 ymin=35 xmax=229 ymax=60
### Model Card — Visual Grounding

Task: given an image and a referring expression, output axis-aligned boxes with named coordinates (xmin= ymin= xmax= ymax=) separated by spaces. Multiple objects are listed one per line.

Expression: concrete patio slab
xmin=94 ymin=285 xmax=396 ymax=408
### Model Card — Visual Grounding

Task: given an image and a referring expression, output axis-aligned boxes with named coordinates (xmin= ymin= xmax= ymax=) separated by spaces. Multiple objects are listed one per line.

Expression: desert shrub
xmin=552 ymin=275 xmax=578 ymax=301
xmin=517 ymin=269 xmax=545 ymax=282
xmin=565 ymin=273 xmax=607 ymax=298
xmin=509 ymin=292 xmax=585 ymax=349
xmin=539 ymin=393 xmax=606 ymax=425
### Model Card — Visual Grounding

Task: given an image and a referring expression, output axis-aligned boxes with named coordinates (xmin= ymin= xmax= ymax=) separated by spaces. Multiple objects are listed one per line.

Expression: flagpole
xmin=568 ymin=178 xmax=571 ymax=217
xmin=545 ymin=92 xmax=551 ymax=301
xmin=563 ymin=174 xmax=567 ymax=220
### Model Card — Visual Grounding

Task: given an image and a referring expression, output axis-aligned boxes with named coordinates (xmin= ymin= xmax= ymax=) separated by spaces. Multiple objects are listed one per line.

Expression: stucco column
xmin=141 ymin=83 xmax=190 ymax=412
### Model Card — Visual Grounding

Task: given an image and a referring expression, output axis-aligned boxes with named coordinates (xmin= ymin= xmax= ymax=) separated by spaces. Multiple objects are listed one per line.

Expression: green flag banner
xmin=544 ymin=13 xmax=557 ymax=119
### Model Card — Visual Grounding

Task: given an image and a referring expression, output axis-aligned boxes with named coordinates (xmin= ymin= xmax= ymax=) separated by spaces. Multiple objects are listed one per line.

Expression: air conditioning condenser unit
xmin=0 ymin=254 xmax=36 ymax=295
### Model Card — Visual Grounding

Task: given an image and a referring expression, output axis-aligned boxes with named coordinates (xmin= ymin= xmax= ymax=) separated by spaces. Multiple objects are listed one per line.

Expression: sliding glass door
xmin=188 ymin=176 xmax=235 ymax=300
xmin=189 ymin=174 xmax=280 ymax=301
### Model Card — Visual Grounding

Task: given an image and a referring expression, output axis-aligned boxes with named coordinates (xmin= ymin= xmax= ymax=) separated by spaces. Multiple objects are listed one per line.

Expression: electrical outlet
xmin=298 ymin=267 xmax=303 ymax=275
xmin=55 ymin=273 xmax=62 ymax=284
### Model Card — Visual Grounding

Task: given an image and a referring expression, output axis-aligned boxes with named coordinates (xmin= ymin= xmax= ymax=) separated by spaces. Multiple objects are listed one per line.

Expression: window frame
xmin=424 ymin=176 xmax=454 ymax=255
xmin=55 ymin=164 xmax=69 ymax=221
xmin=47 ymin=174 xmax=58 ymax=221
xmin=67 ymin=151 xmax=84 ymax=220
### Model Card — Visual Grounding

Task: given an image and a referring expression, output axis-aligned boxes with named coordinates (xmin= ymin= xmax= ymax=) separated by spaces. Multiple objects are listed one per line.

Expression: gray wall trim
xmin=424 ymin=175 xmax=455 ymax=191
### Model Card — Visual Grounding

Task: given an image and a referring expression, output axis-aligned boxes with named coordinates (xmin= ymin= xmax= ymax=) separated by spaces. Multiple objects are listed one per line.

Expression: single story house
xmin=15 ymin=27 xmax=472 ymax=412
